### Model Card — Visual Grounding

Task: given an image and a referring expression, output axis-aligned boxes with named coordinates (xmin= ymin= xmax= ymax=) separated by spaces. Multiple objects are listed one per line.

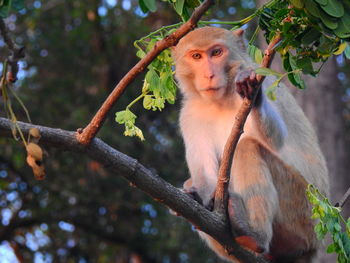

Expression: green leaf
xmin=134 ymin=126 xmax=145 ymax=141
xmin=143 ymin=0 xmax=157 ymax=12
xmin=174 ymin=0 xmax=185 ymax=15
xmin=254 ymin=48 xmax=263 ymax=64
xmin=145 ymin=67 xmax=160 ymax=91
xmin=314 ymin=0 xmax=327 ymax=5
xmin=154 ymin=97 xmax=165 ymax=110
xmin=143 ymin=95 xmax=153 ymax=110
xmin=301 ymin=28 xmax=321 ymax=45
xmin=319 ymin=9 xmax=338 ymax=29
xmin=296 ymin=57 xmax=314 ymax=74
xmin=334 ymin=222 xmax=341 ymax=231
xmin=318 ymin=35 xmax=335 ymax=54
xmin=255 ymin=68 xmax=283 ymax=77
xmin=160 ymin=71 xmax=176 ymax=104
xmin=327 ymin=243 xmax=336 ymax=254
xmin=344 ymin=44 xmax=350 ymax=59
xmin=289 ymin=55 xmax=306 ymax=89
xmin=185 ymin=0 xmax=200 ymax=8
xmin=265 ymin=80 xmax=279 ymax=101
xmin=247 ymin=45 xmax=263 ymax=64
xmin=115 ymin=109 xmax=136 ymax=124
xmin=290 ymin=0 xmax=304 ymax=9
xmin=138 ymin=0 xmax=149 ymax=13
xmin=305 ymin=0 xmax=321 ymax=18
xmin=136 ymin=49 xmax=146 ymax=59
xmin=334 ymin=16 xmax=350 ymax=38
xmin=319 ymin=0 xmax=344 ymax=18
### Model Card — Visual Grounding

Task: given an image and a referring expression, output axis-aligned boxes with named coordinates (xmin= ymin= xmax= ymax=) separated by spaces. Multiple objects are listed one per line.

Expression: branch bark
xmin=0 ymin=117 xmax=268 ymax=263
xmin=76 ymin=0 xmax=215 ymax=145
xmin=214 ymin=33 xmax=282 ymax=217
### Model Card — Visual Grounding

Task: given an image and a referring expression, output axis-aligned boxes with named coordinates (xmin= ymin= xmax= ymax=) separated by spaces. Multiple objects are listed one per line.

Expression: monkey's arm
xmin=236 ymin=70 xmax=288 ymax=149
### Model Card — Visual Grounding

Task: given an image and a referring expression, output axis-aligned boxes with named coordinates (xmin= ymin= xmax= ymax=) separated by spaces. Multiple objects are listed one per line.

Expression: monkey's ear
xmin=233 ymin=28 xmax=244 ymax=38
xmin=232 ymin=28 xmax=246 ymax=51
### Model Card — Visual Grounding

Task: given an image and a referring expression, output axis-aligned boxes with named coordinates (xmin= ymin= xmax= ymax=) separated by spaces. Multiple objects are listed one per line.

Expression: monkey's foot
xmin=235 ymin=235 xmax=264 ymax=254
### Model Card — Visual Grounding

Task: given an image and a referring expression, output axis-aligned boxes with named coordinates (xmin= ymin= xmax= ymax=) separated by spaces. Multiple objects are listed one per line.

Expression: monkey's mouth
xmin=201 ymin=87 xmax=220 ymax=92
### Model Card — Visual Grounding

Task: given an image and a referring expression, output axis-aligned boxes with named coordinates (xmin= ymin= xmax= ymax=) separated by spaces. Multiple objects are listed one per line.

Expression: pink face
xmin=183 ymin=43 xmax=231 ymax=100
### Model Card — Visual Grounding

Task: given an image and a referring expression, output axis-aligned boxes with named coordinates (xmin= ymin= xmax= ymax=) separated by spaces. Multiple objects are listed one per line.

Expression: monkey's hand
xmin=183 ymin=178 xmax=214 ymax=211
xmin=235 ymin=69 xmax=259 ymax=101
xmin=183 ymin=186 xmax=204 ymax=206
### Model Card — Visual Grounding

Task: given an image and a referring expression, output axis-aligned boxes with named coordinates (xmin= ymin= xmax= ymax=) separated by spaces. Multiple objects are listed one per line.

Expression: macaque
xmin=172 ymin=27 xmax=329 ymax=263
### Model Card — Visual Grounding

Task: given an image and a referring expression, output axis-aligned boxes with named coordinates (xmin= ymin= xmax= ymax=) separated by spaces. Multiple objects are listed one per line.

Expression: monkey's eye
xmin=192 ymin=53 xmax=202 ymax=60
xmin=211 ymin=48 xmax=223 ymax=57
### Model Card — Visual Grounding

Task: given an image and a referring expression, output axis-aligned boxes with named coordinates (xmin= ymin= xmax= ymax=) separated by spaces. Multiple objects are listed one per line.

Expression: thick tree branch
xmin=76 ymin=0 xmax=215 ymax=145
xmin=214 ymin=33 xmax=282 ymax=217
xmin=0 ymin=117 xmax=268 ymax=262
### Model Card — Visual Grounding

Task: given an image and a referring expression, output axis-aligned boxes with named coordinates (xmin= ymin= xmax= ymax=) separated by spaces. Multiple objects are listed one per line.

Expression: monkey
xmin=171 ymin=27 xmax=329 ymax=263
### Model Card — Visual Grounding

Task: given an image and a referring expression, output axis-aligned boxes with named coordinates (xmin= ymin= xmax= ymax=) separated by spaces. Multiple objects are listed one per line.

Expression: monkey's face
xmin=173 ymin=27 xmax=238 ymax=101
xmin=187 ymin=44 xmax=233 ymax=100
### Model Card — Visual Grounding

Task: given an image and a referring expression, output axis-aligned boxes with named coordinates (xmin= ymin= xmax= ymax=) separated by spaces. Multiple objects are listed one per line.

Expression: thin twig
xmin=76 ymin=0 xmax=215 ymax=145
xmin=0 ymin=19 xmax=25 ymax=83
xmin=214 ymin=33 xmax=282 ymax=217
xmin=335 ymin=186 xmax=350 ymax=208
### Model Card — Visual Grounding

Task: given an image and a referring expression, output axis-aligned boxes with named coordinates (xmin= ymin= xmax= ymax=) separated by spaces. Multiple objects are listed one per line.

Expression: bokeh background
xmin=0 ymin=0 xmax=349 ymax=262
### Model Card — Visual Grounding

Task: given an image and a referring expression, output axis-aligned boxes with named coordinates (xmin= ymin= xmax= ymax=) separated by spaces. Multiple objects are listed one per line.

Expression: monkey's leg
xmin=229 ymin=137 xmax=278 ymax=253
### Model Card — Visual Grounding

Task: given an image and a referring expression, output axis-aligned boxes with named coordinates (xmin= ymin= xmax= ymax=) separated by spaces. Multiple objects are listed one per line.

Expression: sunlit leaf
xmin=174 ymin=0 xmax=185 ymax=15
xmin=255 ymin=67 xmax=283 ymax=77
xmin=334 ymin=42 xmax=347 ymax=55
xmin=290 ymin=0 xmax=304 ymax=9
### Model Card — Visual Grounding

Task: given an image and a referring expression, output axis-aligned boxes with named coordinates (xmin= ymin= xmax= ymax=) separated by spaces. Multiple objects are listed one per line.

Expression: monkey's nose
xmin=205 ymin=73 xmax=215 ymax=79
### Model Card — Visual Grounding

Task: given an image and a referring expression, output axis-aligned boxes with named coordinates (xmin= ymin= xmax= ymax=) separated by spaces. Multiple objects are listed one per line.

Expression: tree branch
xmin=0 ymin=19 xmax=25 ymax=83
xmin=214 ymin=33 xmax=282 ymax=219
xmin=76 ymin=0 xmax=215 ymax=145
xmin=335 ymin=186 xmax=350 ymax=208
xmin=0 ymin=117 xmax=268 ymax=262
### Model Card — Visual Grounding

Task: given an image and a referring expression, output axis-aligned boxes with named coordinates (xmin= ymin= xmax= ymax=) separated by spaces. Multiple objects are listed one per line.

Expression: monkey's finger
xmin=249 ymin=70 xmax=257 ymax=82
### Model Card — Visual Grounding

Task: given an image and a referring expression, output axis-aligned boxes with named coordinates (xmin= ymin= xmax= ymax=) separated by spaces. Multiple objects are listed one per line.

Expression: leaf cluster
xmin=138 ymin=0 xmax=202 ymax=21
xmin=115 ymin=29 xmax=177 ymax=140
xmin=307 ymin=185 xmax=350 ymax=263
xmin=259 ymin=0 xmax=350 ymax=89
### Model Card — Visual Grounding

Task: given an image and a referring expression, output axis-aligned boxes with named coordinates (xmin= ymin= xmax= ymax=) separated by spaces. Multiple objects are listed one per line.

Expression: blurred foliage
xmin=0 ymin=0 xmax=255 ymax=262
xmin=0 ymin=0 xmax=24 ymax=18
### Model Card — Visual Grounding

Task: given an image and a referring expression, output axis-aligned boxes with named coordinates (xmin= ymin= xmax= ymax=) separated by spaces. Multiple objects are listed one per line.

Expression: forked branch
xmin=76 ymin=0 xmax=215 ymax=145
